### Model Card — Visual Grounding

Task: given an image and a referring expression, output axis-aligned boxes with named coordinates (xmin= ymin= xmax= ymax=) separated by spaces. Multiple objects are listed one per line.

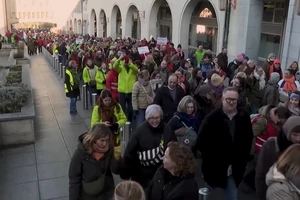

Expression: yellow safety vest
xmin=64 ymin=69 xmax=74 ymax=93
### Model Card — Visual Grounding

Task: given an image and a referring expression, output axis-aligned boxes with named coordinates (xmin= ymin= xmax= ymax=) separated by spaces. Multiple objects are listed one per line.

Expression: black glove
xmin=110 ymin=123 xmax=119 ymax=132
xmin=102 ymin=80 xmax=106 ymax=84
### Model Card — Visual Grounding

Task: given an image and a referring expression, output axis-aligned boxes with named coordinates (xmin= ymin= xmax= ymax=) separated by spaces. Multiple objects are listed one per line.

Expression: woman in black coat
xmin=68 ymin=124 xmax=120 ymax=200
xmin=120 ymin=104 xmax=177 ymax=189
xmin=147 ymin=141 xmax=199 ymax=200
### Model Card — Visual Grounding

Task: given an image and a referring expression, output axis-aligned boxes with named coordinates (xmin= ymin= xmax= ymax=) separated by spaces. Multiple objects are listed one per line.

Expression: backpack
xmin=174 ymin=115 xmax=197 ymax=149
xmin=251 ymin=114 xmax=277 ymax=153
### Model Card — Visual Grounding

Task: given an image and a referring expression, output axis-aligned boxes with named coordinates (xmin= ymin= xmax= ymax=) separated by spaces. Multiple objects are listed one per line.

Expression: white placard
xmin=157 ymin=37 xmax=168 ymax=45
xmin=138 ymin=46 xmax=150 ymax=54
xmin=76 ymin=38 xmax=83 ymax=44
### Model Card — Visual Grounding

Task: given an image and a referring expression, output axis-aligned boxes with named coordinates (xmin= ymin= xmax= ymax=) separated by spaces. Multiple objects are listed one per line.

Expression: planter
xmin=0 ymin=64 xmax=35 ymax=147
xmin=16 ymin=58 xmax=30 ymax=65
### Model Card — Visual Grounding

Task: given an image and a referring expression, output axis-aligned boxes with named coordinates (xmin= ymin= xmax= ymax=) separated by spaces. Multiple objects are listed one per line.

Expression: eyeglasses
xmin=94 ymin=138 xmax=110 ymax=145
xmin=148 ymin=117 xmax=161 ymax=122
xmin=225 ymin=98 xmax=238 ymax=104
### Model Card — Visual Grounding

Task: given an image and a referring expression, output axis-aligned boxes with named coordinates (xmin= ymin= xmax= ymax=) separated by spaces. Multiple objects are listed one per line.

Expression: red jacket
xmin=106 ymin=69 xmax=119 ymax=101
xmin=37 ymin=39 xmax=43 ymax=46
xmin=70 ymin=55 xmax=80 ymax=67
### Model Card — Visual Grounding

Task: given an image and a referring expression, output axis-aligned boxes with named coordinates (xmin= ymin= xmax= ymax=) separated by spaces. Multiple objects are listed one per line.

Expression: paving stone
xmin=35 ymin=128 xmax=62 ymax=140
xmin=60 ymin=124 xmax=89 ymax=136
xmin=0 ymin=144 xmax=34 ymax=156
xmin=0 ymin=165 xmax=38 ymax=185
xmin=36 ymin=147 xmax=70 ymax=164
xmin=39 ymin=176 xmax=69 ymax=200
xmin=35 ymin=135 xmax=66 ymax=152
xmin=67 ymin=146 xmax=77 ymax=158
xmin=0 ymin=152 xmax=36 ymax=168
xmin=35 ymin=121 xmax=60 ymax=131
xmin=37 ymin=160 xmax=70 ymax=180
xmin=0 ymin=181 xmax=40 ymax=200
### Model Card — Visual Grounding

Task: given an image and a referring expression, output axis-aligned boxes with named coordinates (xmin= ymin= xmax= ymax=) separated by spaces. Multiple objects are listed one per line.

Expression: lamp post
xmin=81 ymin=0 xmax=85 ymax=35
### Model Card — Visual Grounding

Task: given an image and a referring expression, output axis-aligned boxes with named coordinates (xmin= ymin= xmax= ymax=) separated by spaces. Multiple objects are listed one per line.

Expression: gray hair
xmin=268 ymin=53 xmax=276 ymax=59
xmin=177 ymin=95 xmax=197 ymax=113
xmin=145 ymin=104 xmax=163 ymax=120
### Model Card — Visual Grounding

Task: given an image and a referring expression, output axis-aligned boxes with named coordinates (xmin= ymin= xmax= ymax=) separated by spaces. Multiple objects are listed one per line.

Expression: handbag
xmin=141 ymin=84 xmax=154 ymax=105
xmin=174 ymin=115 xmax=197 ymax=149
xmin=82 ymin=154 xmax=110 ymax=196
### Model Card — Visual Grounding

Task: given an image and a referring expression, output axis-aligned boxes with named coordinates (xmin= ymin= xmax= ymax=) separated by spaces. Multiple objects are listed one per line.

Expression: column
xmin=227 ymin=0 xmax=263 ymax=62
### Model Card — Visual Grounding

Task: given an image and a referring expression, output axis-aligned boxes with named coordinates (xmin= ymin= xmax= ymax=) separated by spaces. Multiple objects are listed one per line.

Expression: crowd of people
xmin=20 ymin=29 xmax=300 ymax=200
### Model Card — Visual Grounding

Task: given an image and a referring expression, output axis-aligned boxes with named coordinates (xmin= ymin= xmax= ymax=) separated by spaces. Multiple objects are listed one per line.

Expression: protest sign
xmin=138 ymin=46 xmax=150 ymax=54
xmin=157 ymin=37 xmax=168 ymax=45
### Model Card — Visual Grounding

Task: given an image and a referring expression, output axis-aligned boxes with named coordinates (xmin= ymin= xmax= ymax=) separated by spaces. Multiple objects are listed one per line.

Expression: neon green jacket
xmin=91 ymin=104 xmax=127 ymax=143
xmin=113 ymin=59 xmax=138 ymax=93
xmin=82 ymin=66 xmax=98 ymax=85
xmin=95 ymin=69 xmax=108 ymax=90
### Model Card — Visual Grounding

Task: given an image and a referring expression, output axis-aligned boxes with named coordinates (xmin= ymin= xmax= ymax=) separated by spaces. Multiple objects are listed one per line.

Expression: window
xmin=262 ymin=1 xmax=285 ymax=23
xmin=258 ymin=33 xmax=281 ymax=59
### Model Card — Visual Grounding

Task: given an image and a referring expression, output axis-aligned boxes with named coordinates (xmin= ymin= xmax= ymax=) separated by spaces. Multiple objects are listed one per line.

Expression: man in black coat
xmin=196 ymin=87 xmax=253 ymax=200
xmin=154 ymin=74 xmax=185 ymax=123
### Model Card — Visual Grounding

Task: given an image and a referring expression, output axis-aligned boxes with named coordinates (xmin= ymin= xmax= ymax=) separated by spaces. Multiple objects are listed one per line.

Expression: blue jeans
xmin=87 ymin=86 xmax=97 ymax=106
xmin=205 ymin=176 xmax=237 ymax=200
xmin=136 ymin=109 xmax=146 ymax=126
xmin=119 ymin=93 xmax=133 ymax=122
xmin=70 ymin=97 xmax=77 ymax=113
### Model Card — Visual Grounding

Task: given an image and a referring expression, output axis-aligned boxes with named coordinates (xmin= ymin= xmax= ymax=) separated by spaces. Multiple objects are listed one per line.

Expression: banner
xmin=157 ymin=37 xmax=168 ymax=45
xmin=138 ymin=46 xmax=150 ymax=54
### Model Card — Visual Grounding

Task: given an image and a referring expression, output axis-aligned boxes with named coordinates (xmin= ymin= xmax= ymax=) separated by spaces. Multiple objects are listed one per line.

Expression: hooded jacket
xmin=69 ymin=134 xmax=120 ymax=200
xmin=255 ymin=116 xmax=300 ymax=200
xmin=266 ymin=165 xmax=300 ymax=200
xmin=262 ymin=78 xmax=280 ymax=106
xmin=106 ymin=69 xmax=119 ymax=101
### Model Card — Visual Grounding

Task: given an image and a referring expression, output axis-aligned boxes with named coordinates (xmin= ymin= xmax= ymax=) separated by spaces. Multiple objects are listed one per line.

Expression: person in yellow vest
xmin=95 ymin=62 xmax=109 ymax=95
xmin=91 ymin=89 xmax=127 ymax=147
xmin=82 ymin=59 xmax=98 ymax=106
xmin=65 ymin=60 xmax=80 ymax=115
xmin=113 ymin=54 xmax=138 ymax=122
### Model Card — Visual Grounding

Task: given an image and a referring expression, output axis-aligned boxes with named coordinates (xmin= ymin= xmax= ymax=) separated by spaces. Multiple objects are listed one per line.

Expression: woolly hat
xmin=269 ymin=72 xmax=280 ymax=84
xmin=282 ymin=116 xmax=300 ymax=140
xmin=211 ymin=73 xmax=224 ymax=87
xmin=123 ymin=56 xmax=129 ymax=64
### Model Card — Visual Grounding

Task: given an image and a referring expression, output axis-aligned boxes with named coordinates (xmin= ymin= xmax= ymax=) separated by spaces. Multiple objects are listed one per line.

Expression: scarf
xmin=283 ymin=75 xmax=297 ymax=93
xmin=100 ymin=105 xmax=116 ymax=124
xmin=179 ymin=112 xmax=197 ymax=130
xmin=208 ymin=81 xmax=223 ymax=93
xmin=288 ymin=104 xmax=300 ymax=116
xmin=254 ymin=70 xmax=266 ymax=90
xmin=178 ymin=76 xmax=186 ymax=93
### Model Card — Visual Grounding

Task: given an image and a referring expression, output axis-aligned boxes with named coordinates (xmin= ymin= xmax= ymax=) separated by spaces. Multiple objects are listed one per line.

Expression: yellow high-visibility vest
xmin=64 ymin=69 xmax=73 ymax=93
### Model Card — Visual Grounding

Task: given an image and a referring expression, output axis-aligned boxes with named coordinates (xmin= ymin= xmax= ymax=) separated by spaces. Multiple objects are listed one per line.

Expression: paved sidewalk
xmin=0 ymin=55 xmax=92 ymax=200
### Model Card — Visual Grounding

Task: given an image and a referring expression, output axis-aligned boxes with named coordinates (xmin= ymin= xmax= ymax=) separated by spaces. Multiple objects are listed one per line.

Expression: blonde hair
xmin=177 ymin=95 xmax=197 ymax=114
xmin=83 ymin=123 xmax=112 ymax=154
xmin=277 ymin=144 xmax=300 ymax=179
xmin=114 ymin=181 xmax=146 ymax=200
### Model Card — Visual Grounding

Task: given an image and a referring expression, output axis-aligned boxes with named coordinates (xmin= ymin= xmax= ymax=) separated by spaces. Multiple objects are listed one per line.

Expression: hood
xmin=273 ymin=59 xmax=281 ymax=64
xmin=266 ymin=165 xmax=287 ymax=186
xmin=266 ymin=165 xmax=300 ymax=194
xmin=259 ymin=105 xmax=276 ymax=119
xmin=282 ymin=116 xmax=300 ymax=140
xmin=77 ymin=133 xmax=87 ymax=152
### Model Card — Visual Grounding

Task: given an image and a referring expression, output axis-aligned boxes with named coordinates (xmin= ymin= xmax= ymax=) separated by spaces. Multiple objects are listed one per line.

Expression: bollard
xmin=55 ymin=59 xmax=59 ymax=72
xmin=52 ymin=56 xmax=55 ymax=68
xmin=92 ymin=93 xmax=97 ymax=107
xmin=62 ymin=66 xmax=66 ymax=80
xmin=59 ymin=63 xmax=62 ymax=76
xmin=60 ymin=64 xmax=63 ymax=78
xmin=121 ymin=122 xmax=131 ymax=156
xmin=82 ymin=85 xmax=88 ymax=110
xmin=199 ymin=188 xmax=210 ymax=200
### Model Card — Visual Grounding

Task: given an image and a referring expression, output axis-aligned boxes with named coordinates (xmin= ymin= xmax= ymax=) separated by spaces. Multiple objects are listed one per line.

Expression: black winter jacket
xmin=120 ymin=121 xmax=177 ymax=188
xmin=146 ymin=167 xmax=199 ymax=200
xmin=196 ymin=108 xmax=253 ymax=189
xmin=69 ymin=134 xmax=120 ymax=200
xmin=154 ymin=86 xmax=185 ymax=123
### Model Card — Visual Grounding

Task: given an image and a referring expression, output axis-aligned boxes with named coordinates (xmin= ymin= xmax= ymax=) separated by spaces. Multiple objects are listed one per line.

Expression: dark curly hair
xmin=167 ymin=141 xmax=196 ymax=176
